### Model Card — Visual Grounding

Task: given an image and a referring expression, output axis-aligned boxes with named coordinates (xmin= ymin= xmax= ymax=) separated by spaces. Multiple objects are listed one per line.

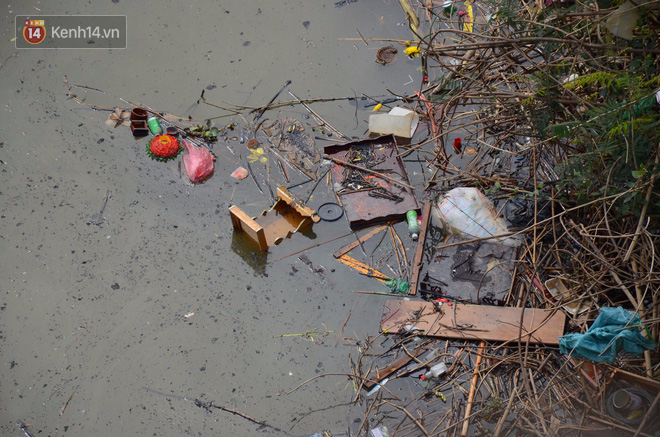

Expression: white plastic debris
xmin=433 ymin=187 xmax=520 ymax=247
xmin=369 ymin=107 xmax=419 ymax=138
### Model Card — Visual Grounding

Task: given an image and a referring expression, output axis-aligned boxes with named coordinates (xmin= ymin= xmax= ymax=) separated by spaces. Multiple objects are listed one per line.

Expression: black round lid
xmin=317 ymin=203 xmax=344 ymax=221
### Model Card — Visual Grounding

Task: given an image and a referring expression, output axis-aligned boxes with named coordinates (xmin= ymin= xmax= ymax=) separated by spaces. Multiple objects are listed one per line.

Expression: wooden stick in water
xmin=287 ymin=90 xmax=350 ymax=140
xmin=253 ymin=80 xmax=291 ymax=123
xmin=461 ymin=341 xmax=485 ymax=436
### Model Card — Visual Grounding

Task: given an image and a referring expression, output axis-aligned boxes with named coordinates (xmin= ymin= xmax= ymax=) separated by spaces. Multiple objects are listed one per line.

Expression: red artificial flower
xmin=147 ymin=135 xmax=181 ymax=161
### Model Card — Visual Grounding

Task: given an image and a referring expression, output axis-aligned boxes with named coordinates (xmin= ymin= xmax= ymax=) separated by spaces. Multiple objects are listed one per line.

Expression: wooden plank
xmin=229 ymin=206 xmax=267 ymax=251
xmin=333 ymin=225 xmax=388 ymax=258
xmin=363 ymin=346 xmax=427 ymax=390
xmin=408 ymin=201 xmax=432 ymax=295
xmin=337 ymin=255 xmax=390 ymax=283
xmin=229 ymin=186 xmax=319 ymax=252
xmin=380 ymin=300 xmax=566 ymax=345
xmin=604 ymin=365 xmax=660 ymax=392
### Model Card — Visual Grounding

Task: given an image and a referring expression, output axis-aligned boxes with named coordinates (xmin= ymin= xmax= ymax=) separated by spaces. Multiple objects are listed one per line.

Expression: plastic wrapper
xmin=181 ymin=138 xmax=215 ymax=183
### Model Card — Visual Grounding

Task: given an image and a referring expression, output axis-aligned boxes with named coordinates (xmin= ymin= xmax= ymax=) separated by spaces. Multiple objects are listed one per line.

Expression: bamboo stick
xmin=461 ymin=341 xmax=485 ymax=436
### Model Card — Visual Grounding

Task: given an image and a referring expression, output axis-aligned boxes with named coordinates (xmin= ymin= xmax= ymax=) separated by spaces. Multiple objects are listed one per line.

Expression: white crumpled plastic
xmin=433 ymin=187 xmax=520 ymax=246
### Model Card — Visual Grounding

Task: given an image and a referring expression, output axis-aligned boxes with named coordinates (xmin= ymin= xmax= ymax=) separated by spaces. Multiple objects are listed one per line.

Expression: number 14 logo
xmin=23 ymin=20 xmax=46 ymax=44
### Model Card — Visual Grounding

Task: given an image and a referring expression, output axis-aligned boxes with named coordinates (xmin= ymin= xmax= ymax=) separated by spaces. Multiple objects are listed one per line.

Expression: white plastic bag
xmin=433 ymin=187 xmax=520 ymax=246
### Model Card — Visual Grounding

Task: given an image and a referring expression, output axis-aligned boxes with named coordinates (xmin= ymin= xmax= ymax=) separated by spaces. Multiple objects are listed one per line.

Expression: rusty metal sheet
xmin=324 ymin=135 xmax=419 ymax=228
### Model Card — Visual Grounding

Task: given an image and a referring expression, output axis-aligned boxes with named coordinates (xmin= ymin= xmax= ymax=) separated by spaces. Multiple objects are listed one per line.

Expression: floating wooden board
xmin=381 ymin=300 xmax=565 ymax=345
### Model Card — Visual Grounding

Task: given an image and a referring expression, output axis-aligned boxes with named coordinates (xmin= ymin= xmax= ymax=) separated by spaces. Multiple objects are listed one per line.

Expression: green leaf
xmin=623 ymin=192 xmax=636 ymax=204
xmin=547 ymin=121 xmax=580 ymax=138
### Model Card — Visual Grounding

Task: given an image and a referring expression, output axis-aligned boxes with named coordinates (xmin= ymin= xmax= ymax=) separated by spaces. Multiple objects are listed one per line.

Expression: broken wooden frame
xmin=229 ymin=186 xmax=320 ymax=251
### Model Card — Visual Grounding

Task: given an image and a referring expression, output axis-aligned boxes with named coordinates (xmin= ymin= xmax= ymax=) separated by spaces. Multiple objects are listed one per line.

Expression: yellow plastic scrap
xmin=372 ymin=103 xmax=383 ymax=112
xmin=404 ymin=46 xmax=421 ymax=58
xmin=464 ymin=1 xmax=474 ymax=32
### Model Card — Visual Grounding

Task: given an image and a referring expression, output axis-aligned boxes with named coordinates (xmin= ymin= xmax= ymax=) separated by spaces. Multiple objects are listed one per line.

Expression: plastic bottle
xmin=420 ymin=362 xmax=447 ymax=381
xmin=406 ymin=210 xmax=421 ymax=240
xmin=442 ymin=1 xmax=457 ymax=16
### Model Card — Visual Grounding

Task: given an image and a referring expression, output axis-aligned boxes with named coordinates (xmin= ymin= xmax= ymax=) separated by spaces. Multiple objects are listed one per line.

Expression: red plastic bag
xmin=181 ymin=138 xmax=215 ymax=183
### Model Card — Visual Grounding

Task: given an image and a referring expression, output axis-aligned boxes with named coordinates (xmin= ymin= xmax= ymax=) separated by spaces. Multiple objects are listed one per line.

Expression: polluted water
xmin=0 ymin=1 xmax=426 ymax=436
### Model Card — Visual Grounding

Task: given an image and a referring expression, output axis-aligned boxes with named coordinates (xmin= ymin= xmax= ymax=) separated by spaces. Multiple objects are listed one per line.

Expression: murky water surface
xmin=0 ymin=1 xmax=427 ymax=436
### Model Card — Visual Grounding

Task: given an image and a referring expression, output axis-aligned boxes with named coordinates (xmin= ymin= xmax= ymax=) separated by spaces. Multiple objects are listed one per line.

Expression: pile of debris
xmin=332 ymin=0 xmax=660 ymax=435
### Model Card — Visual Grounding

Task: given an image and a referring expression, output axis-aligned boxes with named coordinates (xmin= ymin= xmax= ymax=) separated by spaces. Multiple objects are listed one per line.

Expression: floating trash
xmin=147 ymin=134 xmax=181 ymax=161
xmin=376 ymin=46 xmax=398 ymax=64
xmin=181 ymin=138 xmax=215 ymax=183
xmin=231 ymin=167 xmax=249 ymax=180
xmin=317 ymin=202 xmax=343 ymax=221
